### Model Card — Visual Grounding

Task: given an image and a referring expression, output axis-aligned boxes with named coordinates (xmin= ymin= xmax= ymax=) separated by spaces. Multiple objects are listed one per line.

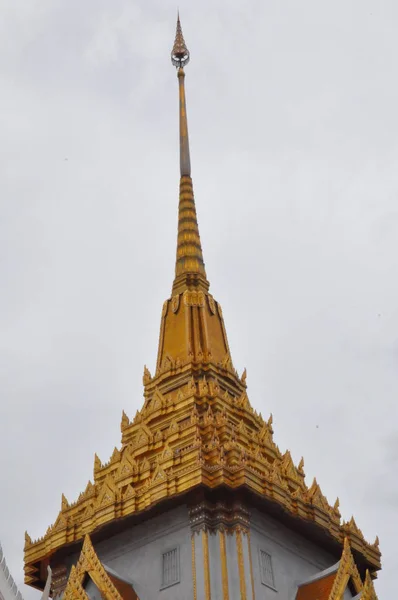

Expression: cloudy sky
xmin=0 ymin=0 xmax=397 ymax=597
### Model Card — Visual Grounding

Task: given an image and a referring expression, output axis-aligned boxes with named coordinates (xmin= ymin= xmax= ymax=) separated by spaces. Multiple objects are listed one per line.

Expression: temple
xmin=23 ymin=16 xmax=381 ymax=600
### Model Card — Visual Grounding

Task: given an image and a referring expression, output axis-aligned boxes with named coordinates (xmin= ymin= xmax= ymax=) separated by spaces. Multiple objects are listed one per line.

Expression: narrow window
xmin=161 ymin=547 xmax=180 ymax=589
xmin=259 ymin=549 xmax=275 ymax=588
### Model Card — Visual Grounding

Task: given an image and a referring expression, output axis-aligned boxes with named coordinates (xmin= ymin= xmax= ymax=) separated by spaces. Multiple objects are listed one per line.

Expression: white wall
xmin=251 ymin=509 xmax=336 ymax=599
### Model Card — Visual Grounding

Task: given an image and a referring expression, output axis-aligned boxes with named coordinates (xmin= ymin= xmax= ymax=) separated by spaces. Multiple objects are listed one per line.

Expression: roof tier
xmin=24 ymin=334 xmax=381 ymax=588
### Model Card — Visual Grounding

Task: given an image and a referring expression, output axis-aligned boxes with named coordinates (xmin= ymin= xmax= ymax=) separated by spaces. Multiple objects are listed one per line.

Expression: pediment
xmin=63 ymin=536 xmax=140 ymax=600
xmin=295 ymin=538 xmax=367 ymax=600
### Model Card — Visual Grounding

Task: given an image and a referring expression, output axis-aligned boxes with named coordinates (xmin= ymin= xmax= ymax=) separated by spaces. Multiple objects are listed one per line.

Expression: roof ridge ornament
xmin=171 ymin=13 xmax=190 ymax=68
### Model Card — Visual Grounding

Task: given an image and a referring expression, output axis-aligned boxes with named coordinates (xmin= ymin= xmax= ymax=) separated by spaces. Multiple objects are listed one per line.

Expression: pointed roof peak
xmin=171 ymin=12 xmax=190 ymax=68
xmin=170 ymin=15 xmax=209 ymax=294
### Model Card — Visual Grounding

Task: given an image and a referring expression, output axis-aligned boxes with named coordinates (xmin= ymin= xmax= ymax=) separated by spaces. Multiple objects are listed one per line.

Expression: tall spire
xmin=171 ymin=15 xmax=209 ymax=295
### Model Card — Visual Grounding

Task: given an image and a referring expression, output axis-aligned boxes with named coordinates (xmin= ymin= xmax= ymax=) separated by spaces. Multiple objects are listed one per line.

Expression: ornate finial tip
xmin=171 ymin=14 xmax=190 ymax=68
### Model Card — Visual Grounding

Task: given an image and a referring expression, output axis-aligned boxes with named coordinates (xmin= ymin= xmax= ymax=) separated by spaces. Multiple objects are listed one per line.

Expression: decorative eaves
xmin=24 ymin=375 xmax=381 ymax=587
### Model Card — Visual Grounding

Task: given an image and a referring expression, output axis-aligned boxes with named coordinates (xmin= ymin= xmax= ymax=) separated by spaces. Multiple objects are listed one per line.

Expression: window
xmin=161 ymin=547 xmax=180 ymax=589
xmin=259 ymin=549 xmax=275 ymax=589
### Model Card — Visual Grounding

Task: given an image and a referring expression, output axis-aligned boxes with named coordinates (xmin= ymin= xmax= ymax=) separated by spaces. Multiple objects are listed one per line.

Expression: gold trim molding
xmin=63 ymin=535 xmax=122 ymax=600
xmin=191 ymin=534 xmax=197 ymax=600
xmin=202 ymin=529 xmax=211 ymax=600
xmin=236 ymin=528 xmax=247 ymax=600
xmin=248 ymin=532 xmax=256 ymax=600
xmin=219 ymin=530 xmax=229 ymax=600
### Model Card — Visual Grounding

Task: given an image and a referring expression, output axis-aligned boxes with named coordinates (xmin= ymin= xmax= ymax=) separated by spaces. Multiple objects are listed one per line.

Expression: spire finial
xmin=171 ymin=12 xmax=190 ymax=68
xmin=170 ymin=14 xmax=209 ymax=294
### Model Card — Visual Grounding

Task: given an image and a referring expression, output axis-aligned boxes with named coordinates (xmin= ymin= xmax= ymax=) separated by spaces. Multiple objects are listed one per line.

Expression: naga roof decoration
xmin=24 ymin=14 xmax=381 ymax=591
xmin=0 ymin=542 xmax=24 ymax=600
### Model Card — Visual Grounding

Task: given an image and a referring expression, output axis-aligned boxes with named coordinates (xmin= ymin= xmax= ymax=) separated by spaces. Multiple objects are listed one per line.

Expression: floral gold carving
xmin=63 ymin=535 xmax=123 ymax=600
xmin=120 ymin=410 xmax=130 ymax=431
xmin=208 ymin=295 xmax=216 ymax=315
xmin=172 ymin=294 xmax=180 ymax=313
xmin=143 ymin=365 xmax=152 ymax=385
xmin=191 ymin=535 xmax=197 ymax=600
xmin=183 ymin=290 xmax=205 ymax=307
xmin=202 ymin=529 xmax=211 ymax=600
xmin=247 ymin=531 xmax=255 ymax=600
xmin=361 ymin=570 xmax=379 ymax=600
xmin=236 ymin=528 xmax=247 ymax=600
xmin=328 ymin=538 xmax=363 ymax=600
xmin=219 ymin=529 xmax=229 ymax=600
xmin=25 ymin=337 xmax=381 ymax=590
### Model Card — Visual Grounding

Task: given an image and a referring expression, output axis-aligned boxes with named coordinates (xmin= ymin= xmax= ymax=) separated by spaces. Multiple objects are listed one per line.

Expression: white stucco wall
xmin=62 ymin=503 xmax=346 ymax=599
xmin=250 ymin=509 xmax=337 ymax=599
xmin=64 ymin=506 xmax=192 ymax=600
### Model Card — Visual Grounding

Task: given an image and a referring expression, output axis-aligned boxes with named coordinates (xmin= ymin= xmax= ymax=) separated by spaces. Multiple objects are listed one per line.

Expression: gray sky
xmin=0 ymin=1 xmax=397 ymax=597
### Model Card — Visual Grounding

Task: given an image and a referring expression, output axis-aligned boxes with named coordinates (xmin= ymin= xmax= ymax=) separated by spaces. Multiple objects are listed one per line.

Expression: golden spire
xmin=23 ymin=18 xmax=382 ymax=593
xmin=171 ymin=15 xmax=209 ymax=295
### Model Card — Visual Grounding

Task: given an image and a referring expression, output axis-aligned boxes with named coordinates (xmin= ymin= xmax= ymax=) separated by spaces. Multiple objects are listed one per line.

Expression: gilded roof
xmin=24 ymin=357 xmax=381 ymax=588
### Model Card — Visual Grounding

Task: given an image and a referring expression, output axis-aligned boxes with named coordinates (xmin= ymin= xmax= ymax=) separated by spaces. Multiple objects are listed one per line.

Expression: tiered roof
xmin=24 ymin=15 xmax=381 ymax=594
xmin=24 ymin=362 xmax=381 ymax=590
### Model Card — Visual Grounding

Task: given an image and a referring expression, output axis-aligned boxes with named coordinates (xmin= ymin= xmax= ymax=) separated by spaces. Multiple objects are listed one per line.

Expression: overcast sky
xmin=0 ymin=0 xmax=397 ymax=597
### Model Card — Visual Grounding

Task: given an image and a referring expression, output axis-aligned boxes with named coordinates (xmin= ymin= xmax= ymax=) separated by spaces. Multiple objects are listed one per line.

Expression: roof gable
xmin=62 ymin=535 xmax=140 ymax=600
xmin=295 ymin=538 xmax=373 ymax=600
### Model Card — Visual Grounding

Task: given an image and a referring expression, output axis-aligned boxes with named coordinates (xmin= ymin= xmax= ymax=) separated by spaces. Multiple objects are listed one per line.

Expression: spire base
xmin=173 ymin=175 xmax=209 ymax=294
xmin=172 ymin=272 xmax=210 ymax=296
